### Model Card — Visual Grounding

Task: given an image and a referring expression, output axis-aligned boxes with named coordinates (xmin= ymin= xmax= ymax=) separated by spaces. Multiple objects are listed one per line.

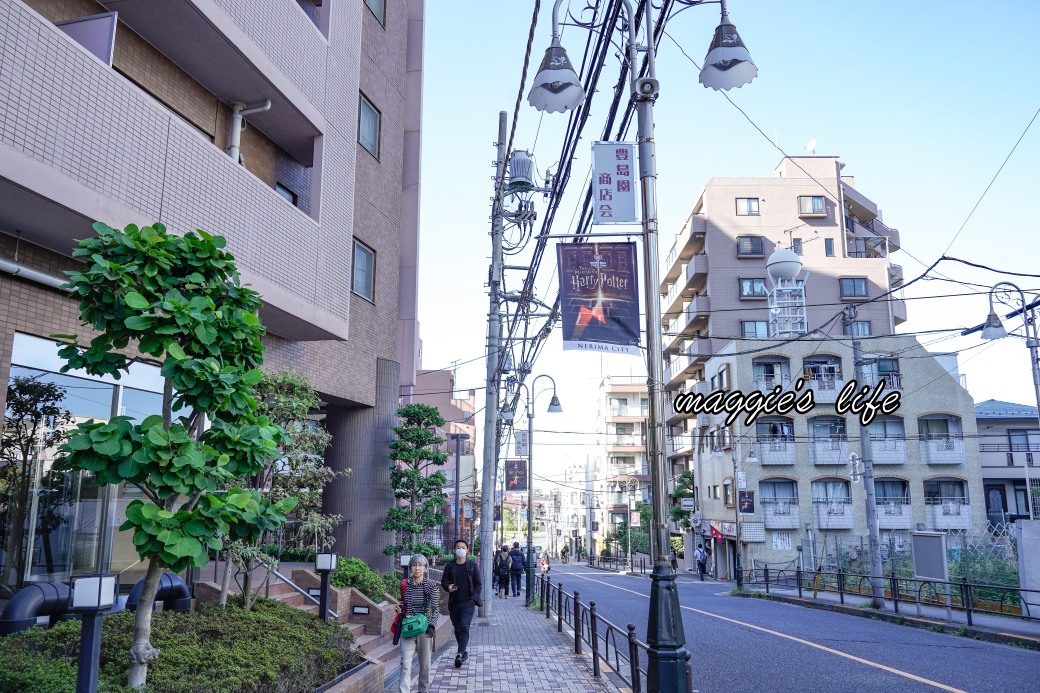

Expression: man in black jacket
xmin=441 ymin=539 xmax=481 ymax=668
xmin=508 ymin=541 xmax=526 ymax=597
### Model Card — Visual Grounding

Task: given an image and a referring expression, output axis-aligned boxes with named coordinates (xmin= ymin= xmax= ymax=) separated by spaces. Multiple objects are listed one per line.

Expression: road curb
xmin=733 ymin=591 xmax=1040 ymax=652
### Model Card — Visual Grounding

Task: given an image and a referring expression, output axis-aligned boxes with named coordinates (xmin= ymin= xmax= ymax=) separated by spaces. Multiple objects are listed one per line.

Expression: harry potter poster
xmin=557 ymin=242 xmax=640 ymax=355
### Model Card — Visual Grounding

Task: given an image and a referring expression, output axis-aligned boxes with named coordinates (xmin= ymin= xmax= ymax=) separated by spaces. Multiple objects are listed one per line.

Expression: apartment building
xmin=693 ymin=337 xmax=985 ymax=576
xmin=975 ymin=399 xmax=1040 ymax=524
xmin=0 ymin=0 xmax=424 ymax=589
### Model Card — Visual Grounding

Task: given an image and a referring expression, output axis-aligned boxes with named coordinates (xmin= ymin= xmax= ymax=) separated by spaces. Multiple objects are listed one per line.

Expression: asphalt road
xmin=542 ymin=564 xmax=1038 ymax=693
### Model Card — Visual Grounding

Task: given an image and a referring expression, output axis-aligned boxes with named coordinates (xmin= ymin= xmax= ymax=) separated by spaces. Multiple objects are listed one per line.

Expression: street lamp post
xmin=714 ymin=441 xmax=757 ymax=587
xmin=449 ymin=433 xmax=471 ymax=542
xmin=70 ymin=573 xmax=119 ymax=693
xmin=969 ymin=282 xmax=1040 ymax=519
xmin=528 ymin=1 xmax=756 ymax=688
xmin=511 ymin=374 xmax=563 ymax=605
xmin=627 ymin=478 xmax=638 ymax=571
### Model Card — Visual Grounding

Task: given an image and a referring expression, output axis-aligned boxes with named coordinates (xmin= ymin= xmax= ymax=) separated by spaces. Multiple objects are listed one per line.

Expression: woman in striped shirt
xmin=397 ymin=553 xmax=439 ymax=693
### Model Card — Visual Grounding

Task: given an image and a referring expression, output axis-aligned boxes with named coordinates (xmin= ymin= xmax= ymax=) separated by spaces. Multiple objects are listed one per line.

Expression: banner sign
xmin=592 ymin=142 xmax=637 ymax=224
xmin=514 ymin=429 xmax=529 ymax=457
xmin=557 ymin=242 xmax=641 ymax=355
xmin=505 ymin=459 xmax=528 ymax=492
xmin=739 ymin=490 xmax=755 ymax=515
xmin=494 ymin=504 xmax=501 ymax=522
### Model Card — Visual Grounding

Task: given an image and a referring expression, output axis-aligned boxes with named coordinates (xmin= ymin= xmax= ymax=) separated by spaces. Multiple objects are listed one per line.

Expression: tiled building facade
xmin=0 ymin=0 xmax=424 ymax=589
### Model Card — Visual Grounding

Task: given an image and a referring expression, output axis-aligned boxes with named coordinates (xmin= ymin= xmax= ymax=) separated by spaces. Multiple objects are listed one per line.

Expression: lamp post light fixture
xmin=315 ymin=553 xmax=338 ymax=622
xmin=69 ymin=573 xmax=119 ymax=693
xmin=449 ymin=433 xmax=472 ymax=543
xmin=529 ymin=2 xmax=756 ymax=689
xmin=506 ymin=374 xmax=563 ymax=605
xmin=973 ymin=281 xmax=1040 ymax=520
xmin=714 ymin=442 xmax=756 ymax=588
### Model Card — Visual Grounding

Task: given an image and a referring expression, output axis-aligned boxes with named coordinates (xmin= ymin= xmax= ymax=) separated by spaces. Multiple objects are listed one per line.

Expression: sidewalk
xmin=391 ymin=592 xmax=624 ymax=692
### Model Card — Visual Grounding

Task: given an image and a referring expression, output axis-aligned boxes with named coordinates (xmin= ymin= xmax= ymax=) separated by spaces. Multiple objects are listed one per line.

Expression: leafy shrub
xmin=0 ymin=597 xmax=361 ymax=693
xmin=383 ymin=572 xmax=405 ymax=600
xmin=260 ymin=543 xmax=316 ymax=563
xmin=329 ymin=557 xmax=387 ymax=602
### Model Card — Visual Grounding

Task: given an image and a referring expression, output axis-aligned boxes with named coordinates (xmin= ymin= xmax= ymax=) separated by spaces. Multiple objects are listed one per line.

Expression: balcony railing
xmin=610 ymin=435 xmax=646 ymax=447
xmin=752 ymin=375 xmax=791 ymax=392
xmin=610 ymin=406 xmax=649 ymax=417
xmin=760 ymin=499 xmax=797 ymax=515
xmin=919 ymin=435 xmax=965 ymax=464
xmin=813 ymin=499 xmax=852 ymax=515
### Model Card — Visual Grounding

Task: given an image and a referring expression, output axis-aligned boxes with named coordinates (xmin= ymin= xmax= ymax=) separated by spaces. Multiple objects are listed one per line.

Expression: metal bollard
xmin=796 ymin=566 xmax=803 ymax=598
xmin=962 ymin=576 xmax=973 ymax=627
xmin=558 ymin=582 xmax=564 ymax=633
xmin=574 ymin=590 xmax=582 ymax=655
xmin=545 ymin=578 xmax=552 ymax=619
xmin=627 ymin=623 xmax=641 ymax=693
xmin=891 ymin=571 xmax=900 ymax=614
xmin=838 ymin=568 xmax=846 ymax=605
xmin=764 ymin=566 xmax=770 ymax=594
xmin=590 ymin=601 xmax=600 ymax=677
xmin=685 ymin=651 xmax=694 ymax=692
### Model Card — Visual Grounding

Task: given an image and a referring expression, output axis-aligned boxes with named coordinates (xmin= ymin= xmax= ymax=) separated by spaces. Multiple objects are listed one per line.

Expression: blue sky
xmin=415 ymin=1 xmax=1040 ymax=468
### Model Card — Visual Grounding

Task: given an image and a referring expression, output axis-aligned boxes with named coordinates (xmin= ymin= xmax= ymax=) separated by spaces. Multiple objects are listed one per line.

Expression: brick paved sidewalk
xmin=401 ymin=593 xmax=624 ymax=692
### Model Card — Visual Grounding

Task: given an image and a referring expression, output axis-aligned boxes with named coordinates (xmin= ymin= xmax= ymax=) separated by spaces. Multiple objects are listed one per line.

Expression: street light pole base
xmin=646 ymin=561 xmax=688 ymax=693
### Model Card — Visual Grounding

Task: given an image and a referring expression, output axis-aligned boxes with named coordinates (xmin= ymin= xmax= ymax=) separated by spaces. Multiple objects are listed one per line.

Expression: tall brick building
xmin=0 ymin=0 xmax=423 ymax=588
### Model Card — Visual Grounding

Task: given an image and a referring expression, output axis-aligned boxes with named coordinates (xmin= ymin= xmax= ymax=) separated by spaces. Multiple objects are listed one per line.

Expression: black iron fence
xmin=740 ymin=566 xmax=1039 ymax=626
xmin=535 ymin=574 xmax=693 ymax=692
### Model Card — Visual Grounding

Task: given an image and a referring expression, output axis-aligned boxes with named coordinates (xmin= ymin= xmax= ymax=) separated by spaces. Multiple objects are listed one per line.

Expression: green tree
xmin=0 ymin=376 xmax=73 ymax=587
xmin=218 ymin=368 xmax=339 ymax=609
xmin=669 ymin=470 xmax=696 ymax=531
xmin=382 ymin=404 xmax=447 ymax=558
xmin=55 ymin=222 xmax=297 ymax=689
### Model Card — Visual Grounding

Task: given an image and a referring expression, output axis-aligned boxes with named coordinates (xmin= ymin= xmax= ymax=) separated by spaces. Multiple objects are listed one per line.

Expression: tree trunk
xmin=218 ymin=550 xmax=233 ymax=606
xmin=127 ymin=557 xmax=163 ymax=689
xmin=2 ymin=466 xmax=32 ymax=587
xmin=241 ymin=556 xmax=254 ymax=611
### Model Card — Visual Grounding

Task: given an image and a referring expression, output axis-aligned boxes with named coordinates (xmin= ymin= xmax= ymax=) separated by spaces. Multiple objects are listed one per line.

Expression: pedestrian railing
xmin=739 ymin=566 xmax=1039 ymax=625
xmin=535 ymin=574 xmax=693 ymax=692
xmin=586 ymin=555 xmax=626 ymax=571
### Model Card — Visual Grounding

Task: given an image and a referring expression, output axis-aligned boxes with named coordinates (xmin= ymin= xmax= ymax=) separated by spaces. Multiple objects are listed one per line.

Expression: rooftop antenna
xmin=805 ymin=139 xmax=817 ymax=156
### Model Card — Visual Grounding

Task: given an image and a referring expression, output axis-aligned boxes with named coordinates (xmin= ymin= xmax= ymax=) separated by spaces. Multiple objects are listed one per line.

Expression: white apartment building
xmin=975 ymin=399 xmax=1040 ymax=523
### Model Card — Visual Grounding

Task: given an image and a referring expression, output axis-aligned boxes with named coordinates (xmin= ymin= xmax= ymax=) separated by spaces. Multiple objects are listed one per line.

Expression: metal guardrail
xmin=739 ymin=566 xmax=1039 ymax=625
xmin=536 ymin=574 xmax=693 ymax=692
xmin=271 ymin=569 xmax=340 ymax=620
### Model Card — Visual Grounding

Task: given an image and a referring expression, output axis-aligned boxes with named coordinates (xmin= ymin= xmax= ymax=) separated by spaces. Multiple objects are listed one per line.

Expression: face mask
xmin=455 ymin=548 xmax=467 ymax=559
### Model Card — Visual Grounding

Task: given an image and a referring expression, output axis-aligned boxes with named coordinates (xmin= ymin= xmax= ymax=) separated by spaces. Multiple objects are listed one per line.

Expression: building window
xmin=742 ymin=320 xmax=769 ymax=339
xmin=739 ymin=278 xmax=768 ymax=299
xmin=275 ymin=183 xmax=298 ymax=206
xmin=843 ymin=320 xmax=871 ymax=337
xmin=723 ymin=480 xmax=733 ymax=506
xmin=735 ymin=198 xmax=760 ymax=216
xmin=924 ymin=478 xmax=967 ymax=503
xmin=824 ymin=238 xmax=835 ymax=256
xmin=358 ymin=94 xmax=381 ymax=158
xmin=839 ymin=277 xmax=868 ymax=299
xmin=737 ymin=236 xmax=765 ymax=256
xmin=792 ymin=238 xmax=803 ymax=255
xmin=798 ymin=195 xmax=826 ymax=216
xmin=352 ymin=240 xmax=375 ymax=301
xmin=364 ymin=0 xmax=385 ymax=24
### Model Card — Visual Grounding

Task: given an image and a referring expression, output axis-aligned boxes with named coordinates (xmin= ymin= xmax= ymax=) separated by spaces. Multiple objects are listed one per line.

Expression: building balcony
xmin=811 ymin=437 xmax=849 ymax=465
xmin=918 ymin=436 xmax=965 ymax=465
xmin=757 ymin=438 xmax=796 ymax=465
xmin=871 ymin=437 xmax=908 ymax=465
xmin=891 ymin=298 xmax=908 ymax=325
xmin=0 ymin=5 xmax=340 ymax=341
xmin=662 ymin=215 xmax=707 ymax=285
xmin=665 ymin=295 xmax=711 ymax=352
xmin=99 ymin=0 xmax=325 ymax=164
xmin=804 ymin=375 xmax=845 ymax=404
xmin=668 ymin=433 xmax=695 ymax=455
xmin=666 ymin=352 xmax=697 ymax=387
xmin=609 ymin=435 xmax=647 ymax=451
xmin=925 ymin=498 xmax=972 ymax=531
xmin=889 ymin=263 xmax=904 ymax=289
xmin=873 ymin=217 xmax=900 ymax=251
xmin=752 ymin=376 xmax=791 ymax=393
xmin=864 ymin=373 xmax=903 ymax=392
xmin=761 ymin=500 xmax=801 ymax=529
xmin=609 ymin=405 xmax=649 ymax=420
xmin=812 ymin=500 xmax=854 ymax=530
xmin=877 ymin=499 xmax=913 ymax=530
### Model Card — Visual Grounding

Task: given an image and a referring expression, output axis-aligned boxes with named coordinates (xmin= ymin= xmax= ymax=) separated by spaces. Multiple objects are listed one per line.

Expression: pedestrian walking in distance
xmin=508 ymin=541 xmax=526 ymax=597
xmin=694 ymin=543 xmax=708 ymax=581
xmin=441 ymin=539 xmax=481 ymax=668
xmin=394 ymin=554 xmax=438 ymax=693
xmin=495 ymin=545 xmax=511 ymax=598
xmin=540 ymin=551 xmax=551 ymax=576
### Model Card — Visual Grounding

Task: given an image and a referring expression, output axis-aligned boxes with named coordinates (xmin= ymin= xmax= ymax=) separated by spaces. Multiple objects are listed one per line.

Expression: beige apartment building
xmin=0 ymin=0 xmax=424 ymax=589
xmin=974 ymin=399 xmax=1040 ymax=523
xmin=659 ymin=155 xmax=984 ymax=576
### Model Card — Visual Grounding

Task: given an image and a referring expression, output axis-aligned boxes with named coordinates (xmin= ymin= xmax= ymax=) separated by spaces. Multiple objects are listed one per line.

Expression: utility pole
xmin=478 ymin=111 xmax=507 ymax=618
xmin=846 ymin=307 xmax=885 ymax=608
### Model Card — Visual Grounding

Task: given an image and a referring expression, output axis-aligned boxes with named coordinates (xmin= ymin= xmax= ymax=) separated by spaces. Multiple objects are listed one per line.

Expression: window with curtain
xmin=809 ymin=417 xmax=846 ymax=439
xmin=924 ymin=478 xmax=967 ymax=502
xmin=875 ymin=479 xmax=908 ymax=502
xmin=918 ymin=417 xmax=951 ymax=439
xmin=811 ymin=479 xmax=850 ymax=502
xmin=756 ymin=418 xmax=794 ymax=441
xmin=760 ymin=480 xmax=797 ymax=501
xmin=868 ymin=416 xmax=904 ymax=439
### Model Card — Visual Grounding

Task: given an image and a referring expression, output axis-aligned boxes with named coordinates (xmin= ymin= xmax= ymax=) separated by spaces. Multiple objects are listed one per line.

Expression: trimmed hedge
xmin=0 ymin=596 xmax=362 ymax=693
xmin=329 ymin=558 xmax=388 ymax=603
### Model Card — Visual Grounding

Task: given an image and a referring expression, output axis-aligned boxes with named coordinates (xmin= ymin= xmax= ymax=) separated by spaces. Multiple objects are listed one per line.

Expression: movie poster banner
xmin=557 ymin=242 xmax=640 ymax=356
xmin=505 ymin=459 xmax=528 ymax=492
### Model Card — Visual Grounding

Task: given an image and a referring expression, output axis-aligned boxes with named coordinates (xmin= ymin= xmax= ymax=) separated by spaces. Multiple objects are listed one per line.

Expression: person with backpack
xmin=495 ymin=545 xmax=511 ymax=599
xmin=441 ymin=539 xmax=481 ymax=668
xmin=694 ymin=543 xmax=708 ymax=581
xmin=393 ymin=554 xmax=438 ymax=693
xmin=508 ymin=541 xmax=526 ymax=597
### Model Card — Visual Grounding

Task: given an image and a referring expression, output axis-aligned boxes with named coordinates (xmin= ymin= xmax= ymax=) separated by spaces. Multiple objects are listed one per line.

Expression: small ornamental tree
xmin=669 ymin=470 xmax=696 ymax=532
xmin=55 ymin=222 xmax=296 ymax=689
xmin=0 ymin=376 xmax=73 ymax=587
xmin=382 ymin=404 xmax=447 ymax=558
